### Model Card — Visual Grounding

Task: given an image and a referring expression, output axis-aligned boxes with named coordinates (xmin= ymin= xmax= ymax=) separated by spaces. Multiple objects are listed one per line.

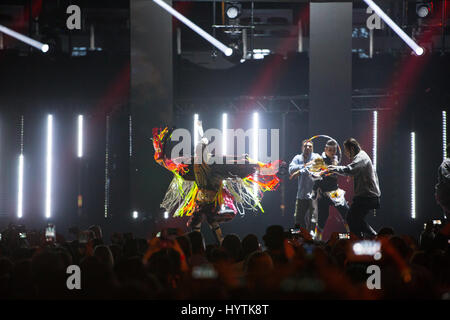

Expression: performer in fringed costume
xmin=152 ymin=126 xmax=281 ymax=243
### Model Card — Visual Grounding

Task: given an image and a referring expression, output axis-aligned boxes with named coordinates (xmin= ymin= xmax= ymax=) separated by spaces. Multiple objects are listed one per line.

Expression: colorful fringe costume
xmin=152 ymin=126 xmax=281 ymax=243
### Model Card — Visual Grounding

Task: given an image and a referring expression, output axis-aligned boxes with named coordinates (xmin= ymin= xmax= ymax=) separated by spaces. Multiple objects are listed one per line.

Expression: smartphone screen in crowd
xmin=339 ymin=233 xmax=350 ymax=239
xmin=45 ymin=224 xmax=55 ymax=242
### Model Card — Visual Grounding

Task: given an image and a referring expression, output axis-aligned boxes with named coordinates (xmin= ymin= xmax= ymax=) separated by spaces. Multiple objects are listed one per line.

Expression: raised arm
xmin=331 ymin=153 xmax=365 ymax=176
xmin=152 ymin=127 xmax=193 ymax=178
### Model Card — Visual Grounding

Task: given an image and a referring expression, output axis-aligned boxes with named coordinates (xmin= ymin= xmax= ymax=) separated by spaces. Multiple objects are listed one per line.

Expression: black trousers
xmin=317 ymin=196 xmax=349 ymax=230
xmin=347 ymin=196 xmax=380 ymax=237
xmin=294 ymin=199 xmax=314 ymax=231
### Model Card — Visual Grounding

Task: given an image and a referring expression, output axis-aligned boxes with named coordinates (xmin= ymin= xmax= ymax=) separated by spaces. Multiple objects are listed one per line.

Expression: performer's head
xmin=302 ymin=139 xmax=313 ymax=157
xmin=324 ymin=139 xmax=337 ymax=159
xmin=343 ymin=138 xmax=361 ymax=159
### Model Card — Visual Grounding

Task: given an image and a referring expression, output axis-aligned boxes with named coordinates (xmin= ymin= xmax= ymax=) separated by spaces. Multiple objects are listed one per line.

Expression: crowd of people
xmin=0 ymin=220 xmax=449 ymax=300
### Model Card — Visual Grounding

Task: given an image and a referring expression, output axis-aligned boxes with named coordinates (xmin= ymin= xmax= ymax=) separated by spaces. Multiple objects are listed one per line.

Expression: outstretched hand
xmin=327 ymin=165 xmax=337 ymax=172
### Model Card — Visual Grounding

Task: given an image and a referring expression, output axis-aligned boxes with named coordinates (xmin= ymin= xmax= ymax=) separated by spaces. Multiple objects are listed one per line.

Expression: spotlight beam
xmin=152 ymin=0 xmax=233 ymax=56
xmin=0 ymin=24 xmax=49 ymax=52
xmin=363 ymin=0 xmax=424 ymax=55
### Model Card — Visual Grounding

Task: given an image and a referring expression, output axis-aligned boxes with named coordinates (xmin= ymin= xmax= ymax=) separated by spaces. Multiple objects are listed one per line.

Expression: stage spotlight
xmin=164 ymin=211 xmax=169 ymax=219
xmin=410 ymin=132 xmax=416 ymax=219
xmin=133 ymin=211 xmax=138 ymax=219
xmin=415 ymin=47 xmax=424 ymax=56
xmin=416 ymin=2 xmax=433 ymax=18
xmin=17 ymin=155 xmax=24 ymax=219
xmin=77 ymin=115 xmax=83 ymax=158
xmin=0 ymin=24 xmax=49 ymax=52
xmin=363 ymin=0 xmax=424 ymax=55
xmin=226 ymin=3 xmax=242 ymax=20
xmin=372 ymin=111 xmax=378 ymax=170
xmin=222 ymin=113 xmax=227 ymax=156
xmin=443 ymin=111 xmax=447 ymax=160
xmin=45 ymin=115 xmax=53 ymax=219
xmin=152 ymin=0 xmax=232 ymax=56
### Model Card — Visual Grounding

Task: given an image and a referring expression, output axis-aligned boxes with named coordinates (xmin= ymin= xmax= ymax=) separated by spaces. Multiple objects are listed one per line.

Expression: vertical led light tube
xmin=129 ymin=115 xmax=132 ymax=158
xmin=252 ymin=112 xmax=259 ymax=161
xmin=252 ymin=113 xmax=259 ymax=195
xmin=77 ymin=115 xmax=83 ymax=158
xmin=104 ymin=115 xmax=110 ymax=218
xmin=373 ymin=111 xmax=378 ymax=170
xmin=443 ymin=111 xmax=447 ymax=160
xmin=45 ymin=115 xmax=53 ymax=219
xmin=222 ymin=113 xmax=227 ymax=156
xmin=18 ymin=155 xmax=24 ymax=219
xmin=410 ymin=132 xmax=416 ymax=219
xmin=194 ymin=114 xmax=199 ymax=147
xmin=17 ymin=116 xmax=24 ymax=218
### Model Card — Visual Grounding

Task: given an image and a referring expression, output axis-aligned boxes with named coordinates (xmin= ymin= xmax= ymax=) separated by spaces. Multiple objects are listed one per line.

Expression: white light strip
xmin=17 ymin=154 xmax=24 ymax=219
xmin=194 ymin=114 xmax=199 ymax=147
xmin=45 ymin=115 xmax=53 ymax=219
xmin=443 ymin=111 xmax=447 ymax=160
xmin=222 ymin=113 xmax=227 ymax=156
xmin=77 ymin=115 xmax=83 ymax=158
xmin=104 ymin=116 xmax=110 ymax=218
xmin=129 ymin=115 xmax=132 ymax=157
xmin=373 ymin=111 xmax=378 ymax=170
xmin=0 ymin=24 xmax=49 ymax=52
xmin=152 ymin=0 xmax=233 ymax=56
xmin=252 ymin=112 xmax=259 ymax=161
xmin=252 ymin=113 xmax=259 ymax=195
xmin=411 ymin=132 xmax=416 ymax=219
xmin=363 ymin=0 xmax=424 ymax=55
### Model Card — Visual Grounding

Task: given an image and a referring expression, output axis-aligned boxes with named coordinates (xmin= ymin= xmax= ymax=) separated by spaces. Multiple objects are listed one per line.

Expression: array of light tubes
xmin=10 ymin=108 xmax=443 ymax=221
